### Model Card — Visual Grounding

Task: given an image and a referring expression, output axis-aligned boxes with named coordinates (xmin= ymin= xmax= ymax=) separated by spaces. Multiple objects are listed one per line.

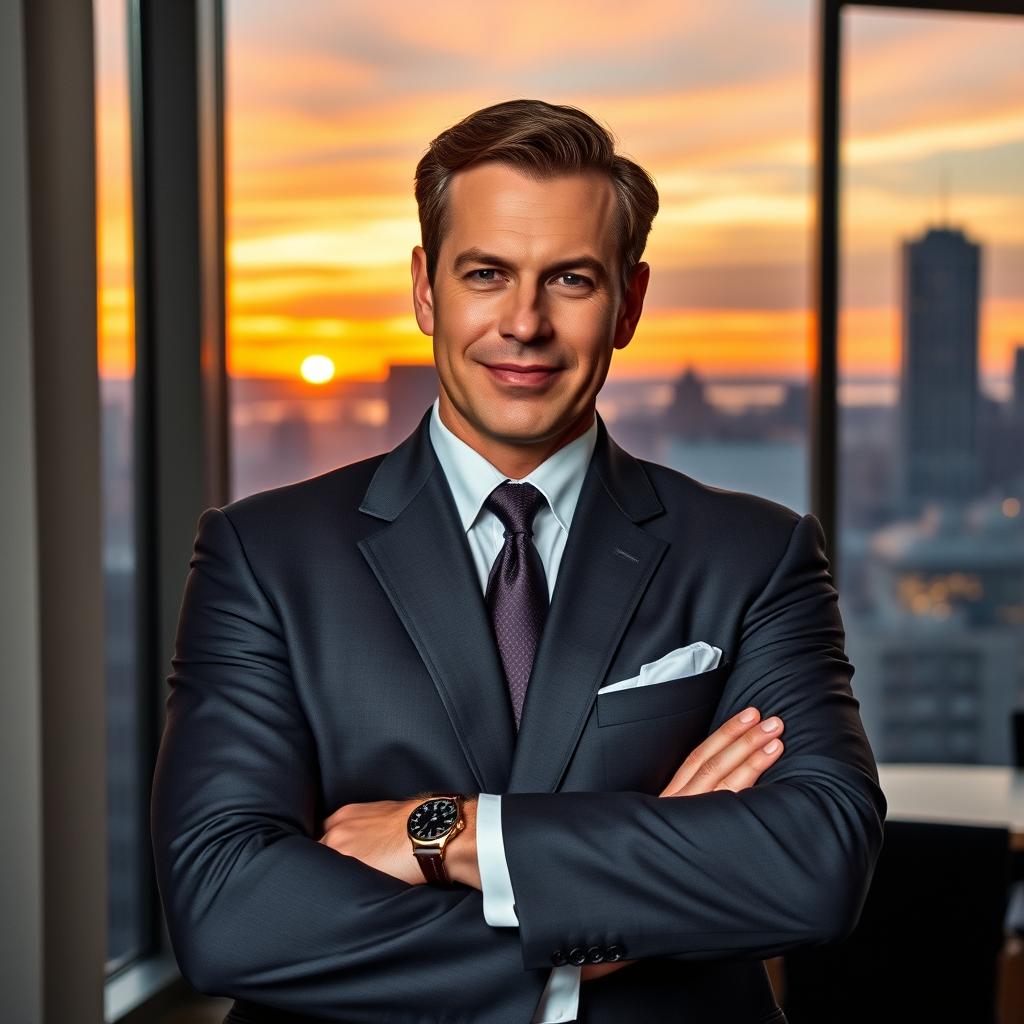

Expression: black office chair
xmin=1012 ymin=709 xmax=1024 ymax=771
xmin=782 ymin=819 xmax=1010 ymax=1024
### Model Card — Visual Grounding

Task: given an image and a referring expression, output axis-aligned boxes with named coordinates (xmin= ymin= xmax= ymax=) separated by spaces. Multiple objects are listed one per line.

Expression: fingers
xmin=714 ymin=734 xmax=784 ymax=793
xmin=659 ymin=706 xmax=763 ymax=795
xmin=660 ymin=708 xmax=785 ymax=797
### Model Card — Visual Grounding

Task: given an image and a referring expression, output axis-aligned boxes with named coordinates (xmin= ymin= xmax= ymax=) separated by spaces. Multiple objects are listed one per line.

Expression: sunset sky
xmin=96 ymin=1 xmax=1024 ymax=391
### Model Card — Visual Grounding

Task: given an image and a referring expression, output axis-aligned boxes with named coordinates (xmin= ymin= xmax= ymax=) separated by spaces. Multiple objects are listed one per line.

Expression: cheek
xmin=435 ymin=302 xmax=493 ymax=358
xmin=438 ymin=284 xmax=490 ymax=327
xmin=561 ymin=303 xmax=616 ymax=348
xmin=568 ymin=334 xmax=616 ymax=376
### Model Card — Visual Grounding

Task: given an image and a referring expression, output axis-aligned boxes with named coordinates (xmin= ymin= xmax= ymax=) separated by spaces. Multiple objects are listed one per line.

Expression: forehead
xmin=443 ymin=161 xmax=618 ymax=262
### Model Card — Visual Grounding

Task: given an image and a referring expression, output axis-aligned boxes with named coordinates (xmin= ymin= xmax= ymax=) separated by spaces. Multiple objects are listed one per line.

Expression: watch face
xmin=408 ymin=798 xmax=458 ymax=841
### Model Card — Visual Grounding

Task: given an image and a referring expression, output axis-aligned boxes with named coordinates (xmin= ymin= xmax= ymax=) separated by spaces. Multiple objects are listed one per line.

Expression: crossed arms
xmin=150 ymin=506 xmax=886 ymax=1021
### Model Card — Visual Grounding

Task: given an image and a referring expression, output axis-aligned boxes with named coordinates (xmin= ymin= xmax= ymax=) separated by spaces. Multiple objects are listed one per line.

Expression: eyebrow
xmin=451 ymin=247 xmax=608 ymax=284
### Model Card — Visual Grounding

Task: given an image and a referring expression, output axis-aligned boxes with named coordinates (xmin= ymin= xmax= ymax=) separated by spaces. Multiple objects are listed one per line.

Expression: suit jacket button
xmin=550 ymin=949 xmax=568 ymax=967
xmin=605 ymin=944 xmax=625 ymax=962
xmin=586 ymin=945 xmax=605 ymax=964
xmin=568 ymin=947 xmax=587 ymax=966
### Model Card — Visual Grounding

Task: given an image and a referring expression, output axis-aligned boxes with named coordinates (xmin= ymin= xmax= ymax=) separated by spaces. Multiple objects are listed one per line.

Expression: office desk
xmin=878 ymin=762 xmax=1024 ymax=850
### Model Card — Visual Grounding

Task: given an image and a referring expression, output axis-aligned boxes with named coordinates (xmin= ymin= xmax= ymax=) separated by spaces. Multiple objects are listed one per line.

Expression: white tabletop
xmin=877 ymin=762 xmax=1024 ymax=848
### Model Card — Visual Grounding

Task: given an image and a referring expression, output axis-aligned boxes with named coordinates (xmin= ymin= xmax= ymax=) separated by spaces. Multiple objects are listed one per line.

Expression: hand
xmin=660 ymin=704 xmax=784 ymax=798
xmin=318 ymin=794 xmax=481 ymax=889
xmin=581 ymin=706 xmax=784 ymax=983
xmin=318 ymin=796 xmax=428 ymax=886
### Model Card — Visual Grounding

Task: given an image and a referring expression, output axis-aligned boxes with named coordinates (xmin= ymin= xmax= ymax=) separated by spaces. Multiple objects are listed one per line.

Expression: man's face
xmin=411 ymin=161 xmax=648 ymax=453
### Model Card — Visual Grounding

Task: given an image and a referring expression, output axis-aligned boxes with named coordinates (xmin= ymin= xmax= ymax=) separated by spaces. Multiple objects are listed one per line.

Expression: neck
xmin=438 ymin=395 xmax=595 ymax=479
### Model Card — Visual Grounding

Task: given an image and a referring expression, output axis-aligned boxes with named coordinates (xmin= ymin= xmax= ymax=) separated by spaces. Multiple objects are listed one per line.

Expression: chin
xmin=478 ymin=405 xmax=562 ymax=436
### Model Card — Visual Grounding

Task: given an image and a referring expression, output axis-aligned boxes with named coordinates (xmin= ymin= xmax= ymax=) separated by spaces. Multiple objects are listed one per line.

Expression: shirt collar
xmin=428 ymin=396 xmax=598 ymax=535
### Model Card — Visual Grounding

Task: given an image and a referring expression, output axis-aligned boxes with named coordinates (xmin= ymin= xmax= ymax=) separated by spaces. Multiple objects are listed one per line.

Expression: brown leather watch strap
xmin=414 ymin=848 xmax=451 ymax=887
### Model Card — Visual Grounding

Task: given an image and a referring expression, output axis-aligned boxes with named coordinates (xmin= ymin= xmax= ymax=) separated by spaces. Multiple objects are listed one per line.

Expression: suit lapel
xmin=357 ymin=408 xmax=516 ymax=794
xmin=507 ymin=423 xmax=668 ymax=792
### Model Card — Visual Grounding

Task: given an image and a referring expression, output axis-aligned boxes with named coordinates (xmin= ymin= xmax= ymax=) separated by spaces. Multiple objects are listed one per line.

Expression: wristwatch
xmin=407 ymin=794 xmax=465 ymax=887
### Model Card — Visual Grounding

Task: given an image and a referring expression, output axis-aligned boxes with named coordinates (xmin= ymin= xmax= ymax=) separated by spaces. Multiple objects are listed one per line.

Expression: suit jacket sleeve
xmin=500 ymin=511 xmax=887 ymax=971
xmin=150 ymin=507 xmax=548 ymax=1021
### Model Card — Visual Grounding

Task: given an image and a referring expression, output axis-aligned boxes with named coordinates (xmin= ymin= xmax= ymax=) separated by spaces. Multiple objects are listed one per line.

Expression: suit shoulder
xmin=213 ymin=450 xmax=389 ymax=534
xmin=636 ymin=456 xmax=803 ymax=539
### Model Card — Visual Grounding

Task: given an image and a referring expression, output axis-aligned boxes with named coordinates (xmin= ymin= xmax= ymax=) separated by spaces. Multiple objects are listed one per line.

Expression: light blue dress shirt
xmin=428 ymin=397 xmax=599 ymax=1024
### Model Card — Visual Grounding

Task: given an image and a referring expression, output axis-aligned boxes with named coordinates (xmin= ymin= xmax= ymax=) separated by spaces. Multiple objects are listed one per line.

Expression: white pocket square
xmin=597 ymin=641 xmax=723 ymax=695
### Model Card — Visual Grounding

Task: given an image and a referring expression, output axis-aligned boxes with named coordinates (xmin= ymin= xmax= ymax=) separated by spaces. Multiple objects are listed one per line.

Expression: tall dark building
xmin=1013 ymin=344 xmax=1024 ymax=421
xmin=898 ymin=226 xmax=981 ymax=509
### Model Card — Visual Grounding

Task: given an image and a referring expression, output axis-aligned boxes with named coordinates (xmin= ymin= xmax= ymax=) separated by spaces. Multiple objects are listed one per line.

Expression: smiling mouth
xmin=483 ymin=363 xmax=562 ymax=388
xmin=486 ymin=363 xmax=561 ymax=372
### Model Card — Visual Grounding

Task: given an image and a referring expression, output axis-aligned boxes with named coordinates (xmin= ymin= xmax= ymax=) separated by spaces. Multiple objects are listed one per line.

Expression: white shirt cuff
xmin=531 ymin=963 xmax=582 ymax=1023
xmin=476 ymin=793 xmax=519 ymax=926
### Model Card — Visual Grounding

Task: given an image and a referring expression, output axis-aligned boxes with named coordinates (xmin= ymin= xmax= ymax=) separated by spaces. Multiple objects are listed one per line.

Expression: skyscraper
xmin=898 ymin=226 xmax=981 ymax=509
xmin=1013 ymin=344 xmax=1024 ymax=421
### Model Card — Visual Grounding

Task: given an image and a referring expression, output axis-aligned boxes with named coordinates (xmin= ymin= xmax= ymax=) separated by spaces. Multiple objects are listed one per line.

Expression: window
xmin=836 ymin=5 xmax=1024 ymax=765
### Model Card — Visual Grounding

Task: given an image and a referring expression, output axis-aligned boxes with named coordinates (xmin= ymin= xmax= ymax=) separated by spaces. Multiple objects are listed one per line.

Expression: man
xmin=151 ymin=99 xmax=886 ymax=1024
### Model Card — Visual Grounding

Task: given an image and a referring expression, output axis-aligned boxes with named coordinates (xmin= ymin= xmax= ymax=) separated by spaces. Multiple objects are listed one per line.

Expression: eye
xmin=555 ymin=273 xmax=592 ymax=289
xmin=467 ymin=268 xmax=502 ymax=282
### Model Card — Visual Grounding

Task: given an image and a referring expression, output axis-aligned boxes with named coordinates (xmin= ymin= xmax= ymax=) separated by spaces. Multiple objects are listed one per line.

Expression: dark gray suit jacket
xmin=150 ymin=405 xmax=886 ymax=1023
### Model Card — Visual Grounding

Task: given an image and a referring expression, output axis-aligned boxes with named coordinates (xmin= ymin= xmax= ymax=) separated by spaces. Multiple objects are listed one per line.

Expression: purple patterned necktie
xmin=484 ymin=481 xmax=550 ymax=730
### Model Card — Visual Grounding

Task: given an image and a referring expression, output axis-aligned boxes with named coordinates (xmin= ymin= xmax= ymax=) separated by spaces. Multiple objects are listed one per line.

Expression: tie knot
xmin=484 ymin=481 xmax=547 ymax=537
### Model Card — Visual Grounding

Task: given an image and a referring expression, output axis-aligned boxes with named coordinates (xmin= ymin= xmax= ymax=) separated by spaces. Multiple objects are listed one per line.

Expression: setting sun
xmin=300 ymin=353 xmax=336 ymax=384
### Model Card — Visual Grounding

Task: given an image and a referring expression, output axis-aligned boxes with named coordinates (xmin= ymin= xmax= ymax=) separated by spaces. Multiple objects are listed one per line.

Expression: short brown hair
xmin=414 ymin=98 xmax=659 ymax=300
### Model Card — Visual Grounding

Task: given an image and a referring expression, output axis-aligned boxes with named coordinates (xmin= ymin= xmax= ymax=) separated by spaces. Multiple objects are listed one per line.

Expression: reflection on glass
xmin=838 ymin=7 xmax=1024 ymax=766
xmin=95 ymin=0 xmax=142 ymax=972
xmin=224 ymin=0 xmax=811 ymax=510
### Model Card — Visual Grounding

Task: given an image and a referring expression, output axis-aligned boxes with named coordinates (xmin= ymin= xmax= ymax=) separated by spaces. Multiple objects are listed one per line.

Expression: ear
xmin=613 ymin=261 xmax=650 ymax=351
xmin=411 ymin=245 xmax=435 ymax=336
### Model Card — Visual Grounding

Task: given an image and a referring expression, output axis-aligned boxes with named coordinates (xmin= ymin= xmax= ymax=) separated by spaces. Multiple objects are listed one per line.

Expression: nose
xmin=498 ymin=279 xmax=553 ymax=344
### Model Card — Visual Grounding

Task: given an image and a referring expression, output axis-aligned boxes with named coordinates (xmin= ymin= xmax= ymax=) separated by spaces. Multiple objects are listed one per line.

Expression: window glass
xmin=837 ymin=7 xmax=1024 ymax=765
xmin=94 ymin=0 xmax=144 ymax=972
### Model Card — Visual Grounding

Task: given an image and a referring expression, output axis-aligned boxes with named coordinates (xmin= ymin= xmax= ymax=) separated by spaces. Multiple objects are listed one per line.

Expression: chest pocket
xmin=596 ymin=661 xmax=731 ymax=792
